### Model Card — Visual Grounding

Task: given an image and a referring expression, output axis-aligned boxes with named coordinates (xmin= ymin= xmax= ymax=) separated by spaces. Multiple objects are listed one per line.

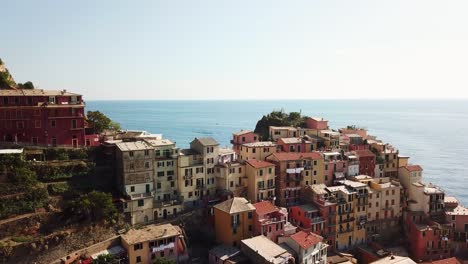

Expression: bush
xmin=47 ymin=182 xmax=70 ymax=195
xmin=44 ymin=148 xmax=88 ymax=161
xmin=64 ymin=191 xmax=117 ymax=223
xmin=11 ymin=236 xmax=33 ymax=243
xmin=30 ymin=161 xmax=93 ymax=182
xmin=0 ymin=187 xmax=48 ymax=219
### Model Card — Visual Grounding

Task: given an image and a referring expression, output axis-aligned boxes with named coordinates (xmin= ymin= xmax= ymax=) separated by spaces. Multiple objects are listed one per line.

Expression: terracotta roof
xmin=404 ymin=165 xmax=423 ymax=172
xmin=253 ymin=201 xmax=278 ymax=215
xmin=246 ymin=159 xmax=275 ymax=169
xmin=289 ymin=231 xmax=323 ymax=250
xmin=268 ymin=152 xmax=322 ymax=161
xmin=278 ymin=138 xmax=304 ymax=144
xmin=429 ymin=257 xmax=462 ymax=264
xmin=0 ymin=88 xmax=81 ymax=96
xmin=356 ymin=149 xmax=375 ymax=158
xmin=213 ymin=197 xmax=255 ymax=214
xmin=233 ymin=130 xmax=254 ymax=136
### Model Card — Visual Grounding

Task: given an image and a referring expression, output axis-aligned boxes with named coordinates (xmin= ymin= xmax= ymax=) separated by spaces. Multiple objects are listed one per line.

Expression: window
xmin=242 ymin=136 xmax=245 ymax=142
xmin=248 ymin=212 xmax=252 ymax=219
xmin=131 ymin=186 xmax=135 ymax=192
xmin=145 ymin=162 xmax=150 ymax=169
xmin=252 ymin=148 xmax=256 ymax=153
xmin=48 ymin=96 xmax=56 ymax=104
xmin=129 ymin=163 xmax=134 ymax=170
xmin=157 ymin=171 xmax=164 ymax=177
xmin=129 ymin=151 xmax=134 ymax=157
xmin=259 ymin=170 xmax=263 ymax=176
xmin=35 ymin=120 xmax=41 ymax=128
xmin=171 ymin=181 xmax=175 ymax=187
xmin=134 ymin=243 xmax=143 ymax=250
xmin=50 ymin=120 xmax=56 ymax=128
xmin=155 ymin=150 xmax=161 ymax=156
xmin=268 ymin=168 xmax=272 ymax=174
xmin=71 ymin=119 xmax=77 ymax=129
xmin=136 ymin=256 xmax=141 ymax=263
xmin=51 ymin=137 xmax=57 ymax=146
xmin=144 ymin=150 xmax=149 ymax=156
xmin=157 ymin=182 xmax=161 ymax=189
xmin=138 ymin=200 xmax=144 ymax=207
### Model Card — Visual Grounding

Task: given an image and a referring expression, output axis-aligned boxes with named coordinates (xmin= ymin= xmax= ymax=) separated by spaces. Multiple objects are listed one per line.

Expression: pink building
xmin=306 ymin=117 xmax=328 ymax=130
xmin=231 ymin=130 xmax=259 ymax=153
xmin=277 ymin=137 xmax=315 ymax=153
xmin=445 ymin=196 xmax=468 ymax=255
xmin=252 ymin=201 xmax=289 ymax=243
xmin=323 ymin=152 xmax=348 ymax=186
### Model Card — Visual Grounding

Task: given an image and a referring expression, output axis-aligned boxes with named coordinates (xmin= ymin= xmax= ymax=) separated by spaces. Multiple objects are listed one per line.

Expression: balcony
xmin=260 ymin=217 xmax=285 ymax=225
xmin=196 ymin=184 xmax=205 ymax=190
xmin=150 ymin=242 xmax=175 ymax=253
xmin=338 ymin=209 xmax=352 ymax=215
xmin=356 ymin=193 xmax=367 ymax=198
xmin=130 ymin=191 xmax=154 ymax=200
xmin=309 ymin=217 xmax=326 ymax=224
xmin=155 ymin=198 xmax=183 ymax=208
xmin=183 ymin=174 xmax=193 ymax=180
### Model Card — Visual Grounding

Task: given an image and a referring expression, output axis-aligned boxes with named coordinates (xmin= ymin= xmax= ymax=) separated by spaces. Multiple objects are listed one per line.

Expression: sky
xmin=2 ymin=0 xmax=468 ymax=100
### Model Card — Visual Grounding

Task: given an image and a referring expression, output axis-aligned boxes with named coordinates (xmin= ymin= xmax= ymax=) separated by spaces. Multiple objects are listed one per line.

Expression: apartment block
xmin=245 ymin=159 xmax=276 ymax=203
xmin=215 ymin=148 xmax=246 ymax=197
xmin=252 ymin=200 xmax=294 ymax=242
xmin=231 ymin=130 xmax=259 ymax=153
xmin=323 ymin=151 xmax=348 ymax=186
xmin=269 ymin=126 xmax=299 ymax=141
xmin=278 ymin=231 xmax=328 ymax=264
xmin=238 ymin=141 xmax=277 ymax=162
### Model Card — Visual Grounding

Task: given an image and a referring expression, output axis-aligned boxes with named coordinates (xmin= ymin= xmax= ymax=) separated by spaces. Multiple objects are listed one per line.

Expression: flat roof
xmin=241 ymin=236 xmax=290 ymax=263
xmin=209 ymin=245 xmax=241 ymax=260
xmin=121 ymin=223 xmax=180 ymax=245
xmin=269 ymin=126 xmax=297 ymax=130
xmin=339 ymin=180 xmax=367 ymax=189
xmin=0 ymin=148 xmax=23 ymax=154
xmin=115 ymin=141 xmax=153 ymax=151
xmin=233 ymin=130 xmax=254 ymax=136
xmin=243 ymin=141 xmax=276 ymax=147
xmin=0 ymin=88 xmax=81 ymax=96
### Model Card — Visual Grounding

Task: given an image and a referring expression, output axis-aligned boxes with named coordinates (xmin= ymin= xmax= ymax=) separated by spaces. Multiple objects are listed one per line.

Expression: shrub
xmin=11 ymin=236 xmax=33 ymax=243
xmin=47 ymin=182 xmax=70 ymax=195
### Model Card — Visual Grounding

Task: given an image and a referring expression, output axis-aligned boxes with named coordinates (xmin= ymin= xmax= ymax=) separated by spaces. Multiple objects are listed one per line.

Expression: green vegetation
xmin=16 ymin=81 xmax=34 ymax=89
xmin=0 ymin=187 xmax=49 ymax=219
xmin=30 ymin=161 xmax=93 ymax=182
xmin=86 ymin=111 xmax=121 ymax=134
xmin=11 ymin=236 xmax=33 ymax=243
xmin=63 ymin=191 xmax=117 ymax=223
xmin=47 ymin=182 xmax=70 ymax=195
xmin=44 ymin=148 xmax=89 ymax=160
xmin=153 ymin=258 xmax=176 ymax=264
xmin=254 ymin=110 xmax=310 ymax=140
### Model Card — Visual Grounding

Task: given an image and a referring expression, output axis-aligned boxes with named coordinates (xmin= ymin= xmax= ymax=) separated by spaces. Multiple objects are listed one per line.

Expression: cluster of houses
xmin=105 ymin=117 xmax=468 ymax=263
xmin=1 ymin=89 xmax=467 ymax=263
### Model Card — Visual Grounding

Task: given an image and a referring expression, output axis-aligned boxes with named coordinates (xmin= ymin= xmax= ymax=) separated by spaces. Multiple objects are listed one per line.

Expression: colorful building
xmin=269 ymin=126 xmax=299 ymax=141
xmin=213 ymin=197 xmax=255 ymax=247
xmin=306 ymin=117 xmax=329 ymax=130
xmin=445 ymin=196 xmax=468 ymax=255
xmin=215 ymin=148 xmax=246 ymax=197
xmin=277 ymin=137 xmax=315 ymax=152
xmin=121 ymin=223 xmax=188 ymax=264
xmin=266 ymin=152 xmax=324 ymax=207
xmin=252 ymin=200 xmax=293 ymax=242
xmin=0 ymin=89 xmax=97 ymax=147
xmin=231 ymin=130 xmax=259 ymax=153
xmin=238 ymin=141 xmax=277 ymax=161
xmin=278 ymin=231 xmax=328 ymax=264
xmin=323 ymin=151 xmax=348 ymax=186
xmin=245 ymin=159 xmax=276 ymax=203
xmin=355 ymin=150 xmax=376 ymax=177
xmin=289 ymin=204 xmax=326 ymax=234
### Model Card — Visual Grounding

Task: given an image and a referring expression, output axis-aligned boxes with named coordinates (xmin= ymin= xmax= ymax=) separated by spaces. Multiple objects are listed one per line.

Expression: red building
xmin=405 ymin=212 xmax=452 ymax=262
xmin=231 ymin=130 xmax=259 ymax=153
xmin=0 ymin=89 xmax=97 ymax=147
xmin=252 ymin=200 xmax=289 ymax=242
xmin=305 ymin=117 xmax=329 ymax=130
xmin=355 ymin=149 xmax=376 ymax=177
xmin=267 ymin=152 xmax=323 ymax=207
xmin=289 ymin=204 xmax=326 ymax=234
xmin=277 ymin=137 xmax=314 ymax=153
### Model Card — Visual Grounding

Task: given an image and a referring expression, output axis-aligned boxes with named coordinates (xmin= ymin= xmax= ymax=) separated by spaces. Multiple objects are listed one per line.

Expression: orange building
xmin=213 ymin=197 xmax=255 ymax=247
xmin=245 ymin=159 xmax=276 ymax=203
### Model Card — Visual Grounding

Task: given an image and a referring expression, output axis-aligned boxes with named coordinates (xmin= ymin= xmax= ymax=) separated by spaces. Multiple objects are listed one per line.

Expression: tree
xmin=10 ymin=167 xmax=37 ymax=186
xmin=65 ymin=191 xmax=117 ymax=223
xmin=18 ymin=81 xmax=34 ymax=89
xmin=86 ymin=111 xmax=121 ymax=134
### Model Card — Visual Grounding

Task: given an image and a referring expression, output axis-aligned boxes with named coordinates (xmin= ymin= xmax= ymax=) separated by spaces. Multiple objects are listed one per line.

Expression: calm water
xmin=87 ymin=100 xmax=468 ymax=205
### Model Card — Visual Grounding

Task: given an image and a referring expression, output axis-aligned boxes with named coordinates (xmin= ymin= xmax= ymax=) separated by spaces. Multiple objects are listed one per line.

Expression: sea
xmin=87 ymin=100 xmax=468 ymax=206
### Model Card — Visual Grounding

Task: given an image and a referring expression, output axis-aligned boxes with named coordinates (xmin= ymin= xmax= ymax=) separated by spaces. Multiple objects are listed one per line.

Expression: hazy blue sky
xmin=3 ymin=1 xmax=468 ymax=100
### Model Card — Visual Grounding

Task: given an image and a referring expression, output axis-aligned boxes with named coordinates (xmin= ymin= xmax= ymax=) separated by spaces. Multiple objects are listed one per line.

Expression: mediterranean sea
xmin=87 ymin=100 xmax=468 ymax=206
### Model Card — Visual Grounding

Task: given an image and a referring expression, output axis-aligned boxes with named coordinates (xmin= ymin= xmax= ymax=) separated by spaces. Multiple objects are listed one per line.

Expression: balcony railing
xmin=309 ymin=217 xmax=326 ymax=224
xmin=339 ymin=217 xmax=355 ymax=224
xmin=130 ymin=191 xmax=154 ymax=200
xmin=154 ymin=198 xmax=183 ymax=208
xmin=196 ymin=184 xmax=206 ymax=190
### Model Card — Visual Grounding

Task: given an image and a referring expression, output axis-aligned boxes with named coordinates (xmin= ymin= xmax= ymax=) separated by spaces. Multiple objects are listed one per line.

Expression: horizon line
xmin=84 ymin=98 xmax=468 ymax=101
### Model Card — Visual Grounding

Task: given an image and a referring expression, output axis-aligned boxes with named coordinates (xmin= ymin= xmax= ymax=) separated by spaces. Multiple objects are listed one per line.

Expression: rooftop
xmin=219 ymin=147 xmax=235 ymax=155
xmin=0 ymin=88 xmax=81 ymax=96
xmin=246 ymin=159 xmax=275 ymax=169
xmin=310 ymin=184 xmax=328 ymax=195
xmin=269 ymin=126 xmax=298 ymax=131
xmin=370 ymin=255 xmax=416 ymax=264
xmin=289 ymin=231 xmax=323 ymax=250
xmin=213 ymin=197 xmax=255 ymax=214
xmin=0 ymin=148 xmax=23 ymax=154
xmin=115 ymin=141 xmax=153 ymax=152
xmin=243 ymin=141 xmax=276 ymax=147
xmin=338 ymin=180 xmax=368 ymax=189
xmin=233 ymin=130 xmax=254 ymax=136
xmin=309 ymin=117 xmax=328 ymax=122
xmin=253 ymin=201 xmax=279 ymax=216
xmin=278 ymin=137 xmax=306 ymax=144
xmin=429 ymin=257 xmax=462 ymax=264
xmin=403 ymin=165 xmax=423 ymax=172
xmin=296 ymin=204 xmax=319 ymax=213
xmin=193 ymin=137 xmax=219 ymax=146
xmin=268 ymin=152 xmax=322 ymax=161
xmin=446 ymin=205 xmax=468 ymax=216
xmin=327 ymin=185 xmax=356 ymax=195
xmin=444 ymin=196 xmax=459 ymax=205
xmin=145 ymin=138 xmax=175 ymax=147
xmin=121 ymin=223 xmax=180 ymax=245
xmin=241 ymin=235 xmax=291 ymax=263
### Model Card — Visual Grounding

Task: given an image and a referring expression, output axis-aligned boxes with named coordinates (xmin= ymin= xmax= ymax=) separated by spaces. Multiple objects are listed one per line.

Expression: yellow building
xmin=318 ymin=130 xmax=340 ymax=150
xmin=213 ymin=197 xmax=255 ymax=247
xmin=245 ymin=159 xmax=276 ymax=203
xmin=269 ymin=126 xmax=298 ymax=141
xmin=121 ymin=223 xmax=188 ymax=264
xmin=239 ymin=141 xmax=277 ymax=162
